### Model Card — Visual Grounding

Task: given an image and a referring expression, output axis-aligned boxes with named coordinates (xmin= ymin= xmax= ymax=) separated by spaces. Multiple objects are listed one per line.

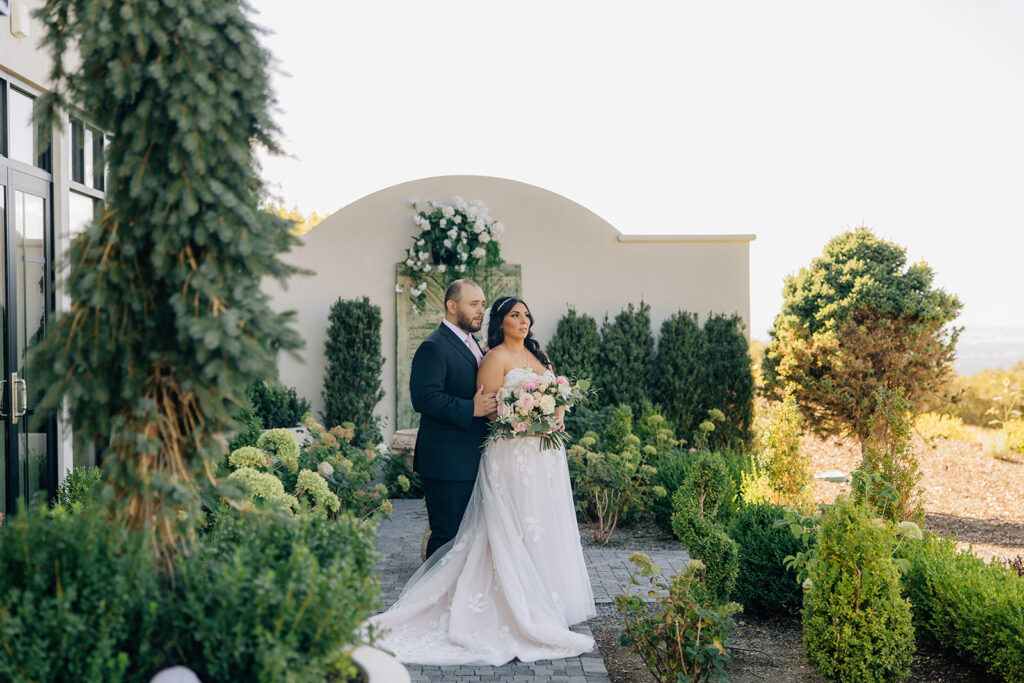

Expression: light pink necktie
xmin=465 ymin=335 xmax=481 ymax=367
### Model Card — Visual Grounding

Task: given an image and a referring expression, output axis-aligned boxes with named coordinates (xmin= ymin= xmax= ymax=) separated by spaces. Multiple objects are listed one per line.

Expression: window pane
xmin=69 ymin=191 xmax=95 ymax=239
xmin=91 ymin=128 xmax=105 ymax=190
xmin=70 ymin=118 xmax=85 ymax=183
xmin=8 ymin=88 xmax=36 ymax=165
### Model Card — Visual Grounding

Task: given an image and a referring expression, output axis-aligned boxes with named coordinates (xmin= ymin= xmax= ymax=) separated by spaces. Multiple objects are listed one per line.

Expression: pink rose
xmin=523 ymin=381 xmax=538 ymax=392
xmin=514 ymin=420 xmax=530 ymax=432
xmin=515 ymin=391 xmax=535 ymax=412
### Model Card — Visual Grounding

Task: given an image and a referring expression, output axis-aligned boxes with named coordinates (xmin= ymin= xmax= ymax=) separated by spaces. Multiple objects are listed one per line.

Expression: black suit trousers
xmin=420 ymin=477 xmax=476 ymax=560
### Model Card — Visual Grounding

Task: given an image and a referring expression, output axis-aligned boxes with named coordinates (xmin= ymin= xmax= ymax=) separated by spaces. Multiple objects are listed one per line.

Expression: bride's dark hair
xmin=487 ymin=296 xmax=551 ymax=368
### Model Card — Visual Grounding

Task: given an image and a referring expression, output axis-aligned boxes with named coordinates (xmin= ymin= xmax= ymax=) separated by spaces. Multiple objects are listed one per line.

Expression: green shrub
xmin=601 ymin=404 xmax=634 ymax=454
xmin=615 ymin=553 xmax=740 ymax=682
xmin=729 ymin=501 xmax=803 ymax=614
xmin=597 ymin=301 xmax=654 ymax=414
xmin=547 ymin=306 xmax=600 ymax=381
xmin=654 ymin=311 xmax=708 ymax=438
xmin=756 ymin=392 xmax=812 ymax=510
xmin=564 ymin=404 xmax=615 ymax=445
xmin=0 ymin=503 xmax=162 ymax=682
xmin=567 ymin=436 xmax=665 ymax=544
xmin=858 ymin=388 xmax=923 ymax=523
xmin=900 ymin=535 xmax=1024 ymax=681
xmin=322 ymin=296 xmax=385 ymax=446
xmin=381 ymin=449 xmax=422 ymax=499
xmin=170 ymin=510 xmax=380 ymax=682
xmin=56 ymin=466 xmax=103 ymax=507
xmin=670 ymin=452 xmax=739 ymax=601
xmin=248 ymin=380 xmax=311 ymax=429
xmin=651 ymin=449 xmax=747 ymax=535
xmin=633 ymin=401 xmax=680 ymax=457
xmin=702 ymin=313 xmax=755 ymax=448
xmin=802 ymin=495 xmax=914 ymax=683
xmin=228 ymin=404 xmax=263 ymax=451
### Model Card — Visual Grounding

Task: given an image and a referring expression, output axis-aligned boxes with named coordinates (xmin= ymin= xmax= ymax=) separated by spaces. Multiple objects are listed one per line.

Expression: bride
xmin=368 ymin=296 xmax=596 ymax=665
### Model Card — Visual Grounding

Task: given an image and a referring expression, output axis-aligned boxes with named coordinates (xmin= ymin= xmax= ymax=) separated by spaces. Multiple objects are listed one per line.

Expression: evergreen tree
xmin=322 ymin=297 xmax=385 ymax=445
xmin=30 ymin=0 xmax=301 ymax=559
xmin=547 ymin=306 xmax=600 ymax=380
xmin=702 ymin=313 xmax=754 ymax=447
xmin=598 ymin=302 xmax=654 ymax=415
xmin=653 ymin=311 xmax=707 ymax=438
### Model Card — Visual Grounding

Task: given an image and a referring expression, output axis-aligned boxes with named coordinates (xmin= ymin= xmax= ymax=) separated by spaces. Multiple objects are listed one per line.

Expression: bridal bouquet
xmin=487 ymin=373 xmax=596 ymax=450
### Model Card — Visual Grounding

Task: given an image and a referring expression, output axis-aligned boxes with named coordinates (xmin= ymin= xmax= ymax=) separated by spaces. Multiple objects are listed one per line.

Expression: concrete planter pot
xmin=351 ymin=644 xmax=410 ymax=683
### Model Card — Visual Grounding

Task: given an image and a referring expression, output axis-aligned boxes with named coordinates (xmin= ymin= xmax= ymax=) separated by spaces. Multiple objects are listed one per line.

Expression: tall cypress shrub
xmin=30 ymin=0 xmax=301 ymax=560
xmin=322 ymin=297 xmax=385 ymax=445
xmin=654 ymin=311 xmax=708 ymax=437
xmin=702 ymin=313 xmax=754 ymax=447
xmin=547 ymin=306 xmax=600 ymax=380
xmin=598 ymin=301 xmax=654 ymax=414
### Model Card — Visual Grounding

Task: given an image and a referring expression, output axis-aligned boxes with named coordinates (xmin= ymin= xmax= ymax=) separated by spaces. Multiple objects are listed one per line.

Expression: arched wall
xmin=263 ymin=175 xmax=754 ymax=439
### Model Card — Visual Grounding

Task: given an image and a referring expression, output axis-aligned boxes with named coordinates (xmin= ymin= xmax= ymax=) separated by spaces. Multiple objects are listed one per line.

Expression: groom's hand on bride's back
xmin=473 ymin=385 xmax=497 ymax=417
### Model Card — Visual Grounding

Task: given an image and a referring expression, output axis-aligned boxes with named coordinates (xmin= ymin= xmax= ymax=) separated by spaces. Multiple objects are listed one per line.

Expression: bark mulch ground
xmin=585 ymin=432 xmax=1023 ymax=682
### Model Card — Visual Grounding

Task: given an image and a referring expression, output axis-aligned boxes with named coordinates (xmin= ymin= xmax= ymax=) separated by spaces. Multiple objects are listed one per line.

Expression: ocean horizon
xmin=953 ymin=324 xmax=1024 ymax=376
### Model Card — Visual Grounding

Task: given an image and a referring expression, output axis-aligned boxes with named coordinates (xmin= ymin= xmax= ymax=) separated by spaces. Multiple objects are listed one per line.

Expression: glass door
xmin=3 ymin=170 xmax=55 ymax=513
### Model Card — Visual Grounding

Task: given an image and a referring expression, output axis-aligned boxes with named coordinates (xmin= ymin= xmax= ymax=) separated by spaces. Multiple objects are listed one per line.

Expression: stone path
xmin=374 ymin=498 xmax=690 ymax=683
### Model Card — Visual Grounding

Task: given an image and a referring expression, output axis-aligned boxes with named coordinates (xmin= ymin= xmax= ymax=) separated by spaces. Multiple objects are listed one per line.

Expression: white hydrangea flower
xmin=453 ymin=215 xmax=462 ymax=224
xmin=438 ymin=264 xmax=447 ymax=273
xmin=442 ymin=205 xmax=455 ymax=219
xmin=466 ymin=207 xmax=478 ymax=220
xmin=479 ymin=232 xmax=491 ymax=244
xmin=492 ymin=222 xmax=505 ymax=235
xmin=471 ymin=246 xmax=486 ymax=258
xmin=473 ymin=221 xmax=484 ymax=233
xmin=443 ymin=239 xmax=452 ymax=248
xmin=439 ymin=218 xmax=447 ymax=228
xmin=447 ymin=228 xmax=458 ymax=240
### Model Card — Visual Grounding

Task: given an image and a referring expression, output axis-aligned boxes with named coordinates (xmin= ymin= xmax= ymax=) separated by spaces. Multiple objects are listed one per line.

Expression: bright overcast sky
xmin=250 ymin=0 xmax=1024 ymax=342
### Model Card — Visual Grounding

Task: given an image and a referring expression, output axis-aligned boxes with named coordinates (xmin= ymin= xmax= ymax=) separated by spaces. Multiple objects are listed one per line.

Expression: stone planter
xmin=351 ymin=644 xmax=410 ymax=683
xmin=388 ymin=428 xmax=418 ymax=472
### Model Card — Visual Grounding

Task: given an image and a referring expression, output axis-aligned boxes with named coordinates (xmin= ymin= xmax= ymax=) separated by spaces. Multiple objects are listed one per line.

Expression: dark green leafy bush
xmin=322 ymin=296 xmax=385 ymax=446
xmin=170 ymin=510 xmax=380 ymax=682
xmin=702 ymin=313 xmax=754 ymax=448
xmin=597 ymin=302 xmax=654 ymax=414
xmin=802 ymin=495 xmax=914 ymax=683
xmin=55 ymin=466 xmax=103 ymax=507
xmin=564 ymin=404 xmax=615 ymax=444
xmin=601 ymin=404 xmax=634 ymax=454
xmin=0 ymin=504 xmax=162 ymax=682
xmin=670 ymin=452 xmax=739 ymax=600
xmin=547 ymin=306 xmax=600 ymax=381
xmin=729 ymin=501 xmax=803 ymax=614
xmin=651 ymin=449 xmax=747 ymax=535
xmin=615 ymin=552 xmax=740 ymax=682
xmin=381 ymin=448 xmax=422 ymax=499
xmin=248 ymin=380 xmax=311 ymax=429
xmin=228 ymin=403 xmax=263 ymax=451
xmin=654 ymin=311 xmax=708 ymax=437
xmin=900 ymin=535 xmax=1024 ymax=681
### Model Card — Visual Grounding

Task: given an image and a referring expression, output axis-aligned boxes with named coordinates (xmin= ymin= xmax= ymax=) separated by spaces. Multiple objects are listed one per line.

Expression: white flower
xmin=453 ymin=195 xmax=466 ymax=208
xmin=318 ymin=461 xmax=335 ymax=477
xmin=471 ymin=246 xmax=486 ymax=258
xmin=473 ymin=221 xmax=484 ymax=233
xmin=447 ymin=228 xmax=458 ymax=240
xmin=438 ymin=264 xmax=447 ymax=273
xmin=443 ymin=239 xmax=452 ymax=248
xmin=457 ymin=264 xmax=466 ymax=272
xmin=405 ymin=258 xmax=414 ymax=267
xmin=417 ymin=239 xmax=425 ymax=246
xmin=412 ymin=304 xmax=419 ymax=314
xmin=479 ymin=232 xmax=491 ymax=243
xmin=439 ymin=218 xmax=447 ymax=228
xmin=442 ymin=206 xmax=455 ymax=219
xmin=424 ymin=263 xmax=432 ymax=272
xmin=453 ymin=215 xmax=462 ymax=224
xmin=459 ymin=251 xmax=467 ymax=261
xmin=492 ymin=222 xmax=505 ymax=235
xmin=467 ymin=207 xmax=478 ymax=220
xmin=418 ymin=251 xmax=428 ymax=261
xmin=538 ymin=395 xmax=556 ymax=414
xmin=395 ymin=284 xmax=404 ymax=293
xmin=421 ymin=223 xmax=430 ymax=232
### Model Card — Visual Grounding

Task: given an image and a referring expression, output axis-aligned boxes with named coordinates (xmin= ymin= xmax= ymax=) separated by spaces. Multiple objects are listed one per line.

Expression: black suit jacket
xmin=410 ymin=324 xmax=489 ymax=481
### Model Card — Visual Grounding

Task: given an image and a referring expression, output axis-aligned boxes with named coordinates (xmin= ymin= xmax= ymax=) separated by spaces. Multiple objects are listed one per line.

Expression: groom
xmin=410 ymin=279 xmax=496 ymax=560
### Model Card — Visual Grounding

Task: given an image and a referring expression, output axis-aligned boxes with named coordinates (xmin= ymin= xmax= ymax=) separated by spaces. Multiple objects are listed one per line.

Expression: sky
xmin=249 ymin=0 xmax=1024 ymax=360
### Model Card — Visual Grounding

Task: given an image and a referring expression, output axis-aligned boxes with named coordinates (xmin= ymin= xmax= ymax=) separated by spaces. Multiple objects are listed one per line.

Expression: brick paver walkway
xmin=375 ymin=498 xmax=690 ymax=682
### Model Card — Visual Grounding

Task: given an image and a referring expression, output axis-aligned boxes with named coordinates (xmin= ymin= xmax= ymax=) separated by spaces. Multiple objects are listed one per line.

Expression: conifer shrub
xmin=670 ymin=452 xmax=739 ymax=600
xmin=597 ymin=301 xmax=654 ymax=414
xmin=322 ymin=296 xmax=385 ymax=446
xmin=547 ymin=306 xmax=600 ymax=381
xmin=601 ymin=404 xmax=634 ymax=454
xmin=227 ymin=404 xmax=263 ymax=452
xmin=702 ymin=313 xmax=755 ymax=447
xmin=654 ymin=311 xmax=708 ymax=437
xmin=728 ymin=501 xmax=803 ymax=614
xmin=900 ymin=535 xmax=1024 ymax=682
xmin=248 ymin=380 xmax=311 ymax=429
xmin=858 ymin=389 xmax=924 ymax=523
xmin=802 ymin=495 xmax=914 ymax=683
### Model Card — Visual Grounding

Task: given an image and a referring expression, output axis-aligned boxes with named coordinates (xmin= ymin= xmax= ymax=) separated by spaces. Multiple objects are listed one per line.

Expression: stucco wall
xmin=264 ymin=175 xmax=754 ymax=439
xmin=0 ymin=0 xmax=57 ymax=89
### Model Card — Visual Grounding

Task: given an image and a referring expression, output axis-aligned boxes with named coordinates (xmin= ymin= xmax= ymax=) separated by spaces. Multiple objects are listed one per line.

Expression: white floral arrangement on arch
xmin=396 ymin=197 xmax=505 ymax=311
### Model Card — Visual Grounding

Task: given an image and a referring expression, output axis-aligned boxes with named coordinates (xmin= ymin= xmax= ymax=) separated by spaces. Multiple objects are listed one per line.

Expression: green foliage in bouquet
xmin=29 ymin=0 xmax=303 ymax=560
xmin=802 ymin=495 xmax=914 ymax=683
xmin=248 ymin=380 xmax=311 ymax=429
xmin=899 ymin=534 xmax=1023 ymax=682
xmin=670 ymin=452 xmax=739 ymax=601
xmin=598 ymin=301 xmax=655 ymax=414
xmin=0 ymin=503 xmax=162 ymax=682
xmin=322 ymin=296 xmax=385 ymax=446
xmin=170 ymin=509 xmax=381 ymax=682
xmin=567 ymin=434 xmax=666 ymax=544
xmin=764 ymin=228 xmax=961 ymax=450
xmin=56 ymin=465 xmax=103 ymax=508
xmin=615 ymin=552 xmax=741 ymax=683
xmin=728 ymin=501 xmax=804 ymax=615
xmin=548 ymin=306 xmax=601 ymax=381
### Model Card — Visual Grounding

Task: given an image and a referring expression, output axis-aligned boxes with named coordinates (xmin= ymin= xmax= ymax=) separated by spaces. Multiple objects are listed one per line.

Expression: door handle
xmin=14 ymin=378 xmax=27 ymax=418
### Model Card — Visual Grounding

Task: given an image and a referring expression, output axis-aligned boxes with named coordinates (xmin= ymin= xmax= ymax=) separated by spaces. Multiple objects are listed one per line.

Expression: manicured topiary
xmin=598 ymin=301 xmax=654 ymax=414
xmin=802 ymin=495 xmax=914 ymax=683
xmin=654 ymin=311 xmax=707 ymax=437
xmin=322 ymin=296 xmax=386 ymax=446
xmin=547 ymin=306 xmax=600 ymax=381
xmin=670 ymin=452 xmax=739 ymax=601
xmin=728 ymin=501 xmax=803 ymax=614
xmin=702 ymin=313 xmax=754 ymax=448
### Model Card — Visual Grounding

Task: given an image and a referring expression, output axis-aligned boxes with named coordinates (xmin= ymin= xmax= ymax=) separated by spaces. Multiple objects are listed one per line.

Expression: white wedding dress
xmin=369 ymin=367 xmax=596 ymax=665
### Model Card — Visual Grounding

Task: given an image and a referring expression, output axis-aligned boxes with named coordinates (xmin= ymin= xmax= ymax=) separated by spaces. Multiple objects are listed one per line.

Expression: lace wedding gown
xmin=369 ymin=367 xmax=596 ymax=665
